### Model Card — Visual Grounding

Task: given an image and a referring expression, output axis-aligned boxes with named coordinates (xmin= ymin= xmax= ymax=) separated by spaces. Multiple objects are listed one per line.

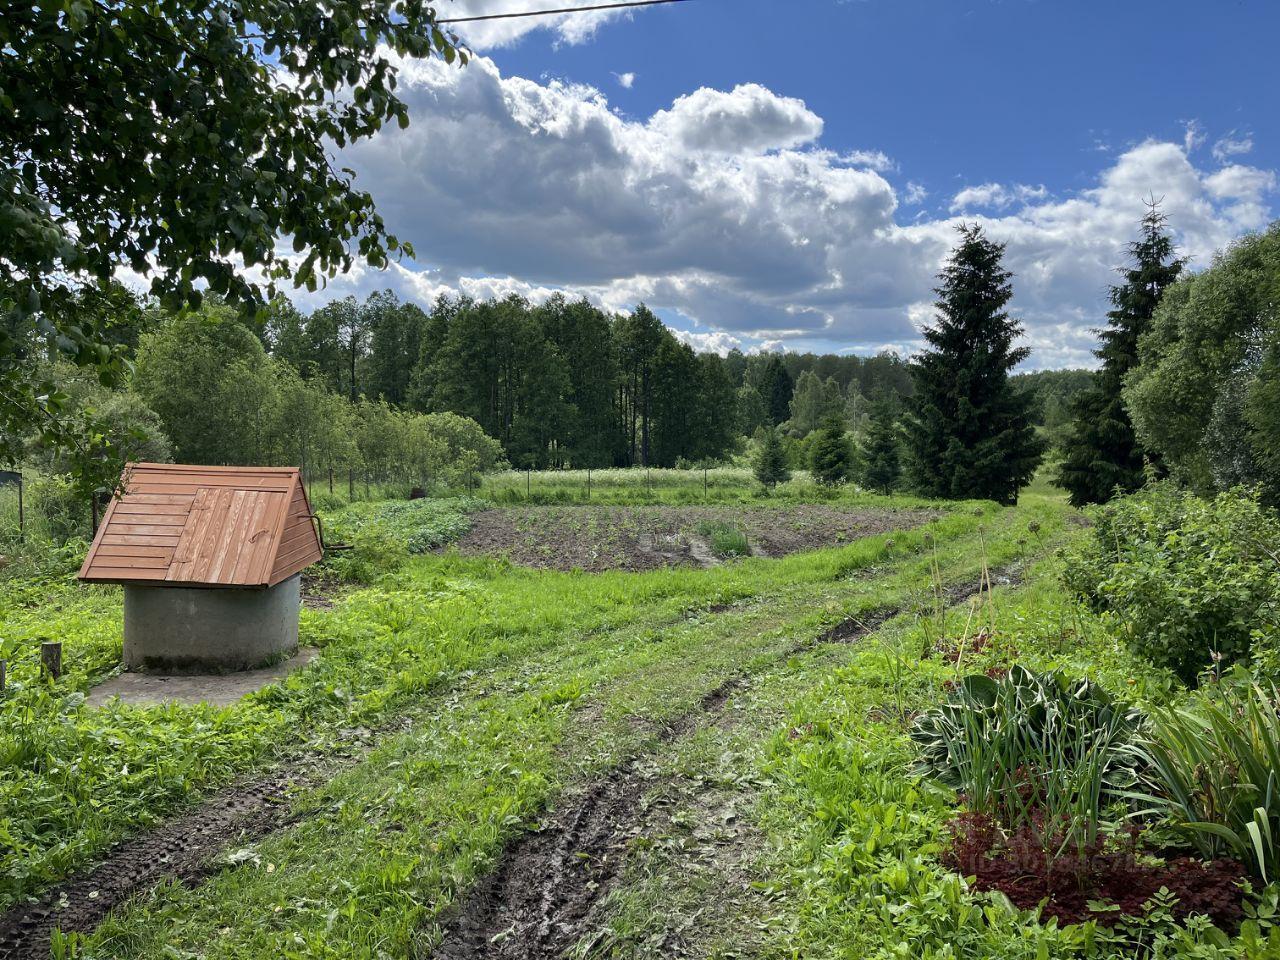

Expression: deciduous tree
xmin=2 ymin=0 xmax=464 ymax=465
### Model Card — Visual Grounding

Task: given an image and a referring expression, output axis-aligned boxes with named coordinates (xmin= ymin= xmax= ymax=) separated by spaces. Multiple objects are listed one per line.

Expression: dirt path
xmin=0 ymin=718 xmax=408 ymax=960
xmin=0 ymin=773 xmax=303 ymax=960
xmin=425 ymin=569 xmax=1011 ymax=959
xmin=0 ymin=555 xmax=1015 ymax=959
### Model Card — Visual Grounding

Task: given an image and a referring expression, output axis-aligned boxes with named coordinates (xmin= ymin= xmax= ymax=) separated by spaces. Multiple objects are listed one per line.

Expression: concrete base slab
xmin=87 ymin=647 xmax=319 ymax=708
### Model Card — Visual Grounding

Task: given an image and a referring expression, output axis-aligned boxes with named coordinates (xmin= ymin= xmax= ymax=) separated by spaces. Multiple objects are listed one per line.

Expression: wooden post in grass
xmin=328 ymin=468 xmax=334 ymax=494
xmin=704 ymin=466 xmax=708 ymax=499
xmin=587 ymin=468 xmax=591 ymax=499
xmin=0 ymin=659 xmax=6 ymax=694
xmin=348 ymin=469 xmax=354 ymax=501
xmin=527 ymin=468 xmax=531 ymax=498
xmin=41 ymin=641 xmax=62 ymax=681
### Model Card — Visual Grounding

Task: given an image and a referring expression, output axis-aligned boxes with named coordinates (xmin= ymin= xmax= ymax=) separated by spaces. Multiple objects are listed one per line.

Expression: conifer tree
xmin=808 ymin=416 xmax=853 ymax=485
xmin=753 ymin=427 xmax=791 ymax=489
xmin=903 ymin=225 xmax=1043 ymax=504
xmin=1056 ymin=203 xmax=1184 ymax=506
xmin=861 ymin=397 xmax=901 ymax=494
xmin=760 ymin=355 xmax=794 ymax=426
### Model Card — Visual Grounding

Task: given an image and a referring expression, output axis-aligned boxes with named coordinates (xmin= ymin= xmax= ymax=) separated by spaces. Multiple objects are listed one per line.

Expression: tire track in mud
xmin=0 ymin=717 xmax=409 ymax=960
xmin=427 ymin=566 xmax=1021 ymax=960
xmin=0 ymin=771 xmax=304 ymax=959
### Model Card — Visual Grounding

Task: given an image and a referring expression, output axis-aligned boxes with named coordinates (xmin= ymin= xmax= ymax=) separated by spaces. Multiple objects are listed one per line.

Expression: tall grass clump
xmin=696 ymin=519 xmax=750 ymax=558
xmin=1137 ymin=671 xmax=1280 ymax=882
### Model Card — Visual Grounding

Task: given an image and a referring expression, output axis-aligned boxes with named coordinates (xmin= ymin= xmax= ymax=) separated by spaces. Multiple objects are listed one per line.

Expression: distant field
xmin=465 ymin=466 xmax=945 ymax=506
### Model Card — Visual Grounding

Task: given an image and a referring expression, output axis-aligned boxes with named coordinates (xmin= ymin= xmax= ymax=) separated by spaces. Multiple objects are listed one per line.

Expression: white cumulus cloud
xmin=324 ymin=53 xmax=1277 ymax=369
xmin=950 ymin=182 xmax=1049 ymax=213
xmin=439 ymin=0 xmax=642 ymax=49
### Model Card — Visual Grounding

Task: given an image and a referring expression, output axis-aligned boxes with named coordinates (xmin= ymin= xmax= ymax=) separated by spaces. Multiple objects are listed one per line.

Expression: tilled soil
xmin=454 ymin=505 xmax=939 ymax=572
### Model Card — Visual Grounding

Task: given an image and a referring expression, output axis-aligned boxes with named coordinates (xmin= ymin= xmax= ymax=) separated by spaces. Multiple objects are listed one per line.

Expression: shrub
xmin=20 ymin=475 xmax=92 ymax=544
xmin=326 ymin=527 xmax=408 ymax=584
xmin=1136 ymin=670 xmax=1280 ymax=883
xmin=1063 ymin=484 xmax=1280 ymax=684
xmin=808 ymin=417 xmax=854 ymax=486
xmin=911 ymin=666 xmax=1144 ymax=862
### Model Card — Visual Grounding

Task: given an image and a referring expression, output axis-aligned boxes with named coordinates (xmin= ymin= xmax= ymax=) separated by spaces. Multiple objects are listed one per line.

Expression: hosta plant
xmin=912 ymin=666 xmax=1145 ymax=862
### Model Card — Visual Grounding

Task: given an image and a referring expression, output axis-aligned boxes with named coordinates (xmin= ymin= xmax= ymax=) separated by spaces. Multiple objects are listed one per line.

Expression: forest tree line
xmin=13 ymin=207 xmax=1277 ymax=513
xmin=261 ymin=292 xmax=915 ymax=469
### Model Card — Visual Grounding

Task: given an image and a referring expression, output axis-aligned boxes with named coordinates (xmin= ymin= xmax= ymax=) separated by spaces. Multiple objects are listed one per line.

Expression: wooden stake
xmin=41 ymin=641 xmax=62 ymax=681
xmin=0 ymin=659 xmax=6 ymax=694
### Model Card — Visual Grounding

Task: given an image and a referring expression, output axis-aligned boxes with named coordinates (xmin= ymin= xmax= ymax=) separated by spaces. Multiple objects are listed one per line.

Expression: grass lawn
xmin=2 ymin=481 xmax=1268 ymax=959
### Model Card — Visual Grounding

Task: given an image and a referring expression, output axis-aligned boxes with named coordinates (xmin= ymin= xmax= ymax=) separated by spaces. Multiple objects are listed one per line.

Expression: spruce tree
xmin=903 ymin=225 xmax=1044 ymax=504
xmin=753 ymin=427 xmax=791 ymax=489
xmin=1056 ymin=203 xmax=1183 ymax=506
xmin=809 ymin=416 xmax=853 ymax=485
xmin=861 ymin=397 xmax=901 ymax=494
xmin=761 ymin=355 xmax=794 ymax=426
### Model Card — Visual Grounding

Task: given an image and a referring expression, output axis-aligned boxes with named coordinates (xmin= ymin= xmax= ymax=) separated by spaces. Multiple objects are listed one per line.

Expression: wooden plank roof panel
xmin=79 ymin=463 xmax=322 ymax=588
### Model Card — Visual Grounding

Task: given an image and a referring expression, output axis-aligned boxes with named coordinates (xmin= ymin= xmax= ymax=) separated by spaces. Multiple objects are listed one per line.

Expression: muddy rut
xmin=0 ymin=718 xmax=405 ymax=960
xmin=0 ymin=772 xmax=304 ymax=959
xmin=426 ymin=567 xmax=1016 ymax=959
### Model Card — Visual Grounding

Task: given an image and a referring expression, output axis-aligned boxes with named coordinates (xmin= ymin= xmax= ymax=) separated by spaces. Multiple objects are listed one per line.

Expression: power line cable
xmin=437 ymin=0 xmax=690 ymax=25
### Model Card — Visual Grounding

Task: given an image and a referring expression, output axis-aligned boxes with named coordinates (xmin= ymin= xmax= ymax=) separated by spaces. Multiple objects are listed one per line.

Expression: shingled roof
xmin=79 ymin=463 xmax=323 ymax=588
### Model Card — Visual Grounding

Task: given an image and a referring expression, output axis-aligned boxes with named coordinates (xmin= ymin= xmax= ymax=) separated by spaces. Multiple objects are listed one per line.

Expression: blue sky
xmin=313 ymin=0 xmax=1279 ymax=367
xmin=492 ymin=0 xmax=1277 ymax=207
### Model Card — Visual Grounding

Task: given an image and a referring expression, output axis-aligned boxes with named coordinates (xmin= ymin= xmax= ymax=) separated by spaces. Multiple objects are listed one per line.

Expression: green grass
xmin=696 ymin=518 xmax=751 ymax=558
xmin=588 ymin=552 xmax=1259 ymax=960
xmin=459 ymin=466 xmax=946 ymax=507
xmin=9 ymin=477 xmax=1268 ymax=960
xmin=54 ymin=498 xmax=1076 ymax=957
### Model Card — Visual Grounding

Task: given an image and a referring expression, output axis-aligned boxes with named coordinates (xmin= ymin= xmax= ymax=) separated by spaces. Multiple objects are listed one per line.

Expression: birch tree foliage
xmin=1 ymin=0 xmax=466 ymax=461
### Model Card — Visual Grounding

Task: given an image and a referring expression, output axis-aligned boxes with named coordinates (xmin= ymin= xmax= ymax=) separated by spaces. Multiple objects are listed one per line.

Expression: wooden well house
xmin=79 ymin=463 xmax=323 ymax=673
